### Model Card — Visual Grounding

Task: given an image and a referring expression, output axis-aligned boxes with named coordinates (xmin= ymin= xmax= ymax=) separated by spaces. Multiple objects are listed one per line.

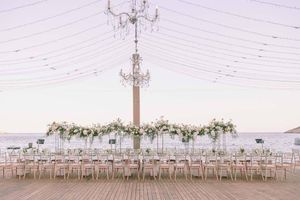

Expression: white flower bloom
xmin=83 ymin=130 xmax=88 ymax=135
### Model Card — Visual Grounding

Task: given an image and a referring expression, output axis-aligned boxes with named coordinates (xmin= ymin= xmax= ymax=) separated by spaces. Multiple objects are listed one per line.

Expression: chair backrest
xmin=113 ymin=154 xmax=124 ymax=164
xmin=283 ymin=153 xmax=294 ymax=164
xmin=260 ymin=154 xmax=275 ymax=166
xmin=54 ymin=155 xmax=65 ymax=163
xmin=175 ymin=154 xmax=188 ymax=164
xmin=68 ymin=154 xmax=80 ymax=163
xmin=159 ymin=155 xmax=171 ymax=164
xmin=205 ymin=154 xmax=217 ymax=164
xmin=275 ymin=153 xmax=293 ymax=166
xmin=126 ymin=154 xmax=139 ymax=164
xmin=8 ymin=153 xmax=20 ymax=163
xmin=142 ymin=155 xmax=155 ymax=166
xmin=0 ymin=153 xmax=5 ymax=164
xmin=233 ymin=154 xmax=247 ymax=164
xmin=81 ymin=154 xmax=92 ymax=163
xmin=219 ymin=154 xmax=232 ymax=165
xmin=190 ymin=154 xmax=202 ymax=165
xmin=293 ymin=151 xmax=300 ymax=162
xmin=249 ymin=154 xmax=260 ymax=166
xmin=97 ymin=154 xmax=108 ymax=164
xmin=38 ymin=153 xmax=50 ymax=163
xmin=24 ymin=154 xmax=35 ymax=164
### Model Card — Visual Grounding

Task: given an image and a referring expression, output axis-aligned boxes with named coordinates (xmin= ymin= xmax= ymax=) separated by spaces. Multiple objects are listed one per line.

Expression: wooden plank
xmin=0 ymin=170 xmax=300 ymax=200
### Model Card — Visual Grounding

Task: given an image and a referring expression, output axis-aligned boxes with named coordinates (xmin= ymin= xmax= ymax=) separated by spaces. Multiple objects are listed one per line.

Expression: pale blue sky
xmin=0 ymin=0 xmax=300 ymax=133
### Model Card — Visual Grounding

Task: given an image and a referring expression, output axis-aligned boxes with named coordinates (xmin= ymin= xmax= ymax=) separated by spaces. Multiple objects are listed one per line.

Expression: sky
xmin=0 ymin=0 xmax=300 ymax=133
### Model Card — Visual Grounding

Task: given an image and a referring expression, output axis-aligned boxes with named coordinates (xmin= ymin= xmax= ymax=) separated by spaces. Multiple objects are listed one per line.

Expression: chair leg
xmin=245 ymin=169 xmax=248 ymax=181
xmin=159 ymin=169 xmax=161 ymax=180
xmin=158 ymin=169 xmax=162 ymax=180
xmin=229 ymin=169 xmax=233 ymax=181
xmin=265 ymin=169 xmax=268 ymax=181
xmin=174 ymin=168 xmax=177 ymax=180
xmin=67 ymin=169 xmax=70 ymax=179
xmin=200 ymin=168 xmax=203 ymax=180
xmin=39 ymin=169 xmax=42 ymax=179
xmin=284 ymin=168 xmax=287 ymax=180
xmin=234 ymin=168 xmax=238 ymax=180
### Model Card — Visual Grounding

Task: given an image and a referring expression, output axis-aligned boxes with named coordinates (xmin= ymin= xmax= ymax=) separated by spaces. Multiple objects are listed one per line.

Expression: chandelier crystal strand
xmin=107 ymin=0 xmax=159 ymax=87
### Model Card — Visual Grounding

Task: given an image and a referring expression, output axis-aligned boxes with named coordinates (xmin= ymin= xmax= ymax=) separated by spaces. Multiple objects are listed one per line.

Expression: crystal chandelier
xmin=119 ymin=53 xmax=150 ymax=87
xmin=106 ymin=0 xmax=159 ymax=87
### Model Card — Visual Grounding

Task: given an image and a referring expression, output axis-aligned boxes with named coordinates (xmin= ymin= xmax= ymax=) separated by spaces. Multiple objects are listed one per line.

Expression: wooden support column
xmin=133 ymin=85 xmax=140 ymax=149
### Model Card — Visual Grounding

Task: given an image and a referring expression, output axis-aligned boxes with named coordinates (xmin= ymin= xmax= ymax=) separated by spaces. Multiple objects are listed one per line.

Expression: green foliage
xmin=46 ymin=117 xmax=237 ymax=143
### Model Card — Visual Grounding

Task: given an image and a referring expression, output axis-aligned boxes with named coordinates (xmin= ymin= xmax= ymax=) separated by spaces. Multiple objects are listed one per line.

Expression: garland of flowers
xmin=46 ymin=117 xmax=237 ymax=142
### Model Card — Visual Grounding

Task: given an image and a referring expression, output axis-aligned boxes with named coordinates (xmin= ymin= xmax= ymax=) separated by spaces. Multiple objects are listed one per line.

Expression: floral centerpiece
xmin=206 ymin=119 xmax=237 ymax=142
xmin=142 ymin=122 xmax=157 ymax=141
xmin=46 ymin=118 xmax=238 ymax=147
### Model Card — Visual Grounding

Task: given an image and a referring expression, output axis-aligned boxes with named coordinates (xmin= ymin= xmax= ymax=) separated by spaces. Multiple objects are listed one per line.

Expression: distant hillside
xmin=285 ymin=127 xmax=300 ymax=133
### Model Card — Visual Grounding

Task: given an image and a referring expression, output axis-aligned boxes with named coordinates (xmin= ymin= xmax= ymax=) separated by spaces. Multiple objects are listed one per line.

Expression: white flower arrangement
xmin=206 ymin=119 xmax=237 ymax=143
xmin=46 ymin=118 xmax=237 ymax=142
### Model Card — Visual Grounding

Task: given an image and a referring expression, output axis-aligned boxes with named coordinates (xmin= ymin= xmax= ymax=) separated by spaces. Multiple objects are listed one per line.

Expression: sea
xmin=1 ymin=132 xmax=300 ymax=153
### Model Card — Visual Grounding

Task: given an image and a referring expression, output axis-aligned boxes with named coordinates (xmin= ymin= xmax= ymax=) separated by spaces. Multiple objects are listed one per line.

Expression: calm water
xmin=0 ymin=132 xmax=300 ymax=153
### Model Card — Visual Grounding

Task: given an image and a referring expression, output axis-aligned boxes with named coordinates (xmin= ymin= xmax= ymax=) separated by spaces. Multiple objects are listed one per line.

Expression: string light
xmin=175 ymin=0 xmax=300 ymax=29
xmin=146 ymin=29 xmax=300 ymax=70
xmin=0 ymin=0 xmax=105 ymax=32
xmin=249 ymin=0 xmax=300 ymax=11
xmin=0 ymin=42 xmax=130 ymax=75
xmin=158 ymin=5 xmax=300 ymax=42
xmin=143 ymin=34 xmax=300 ymax=65
xmin=140 ymin=41 xmax=300 ymax=77
xmin=161 ymin=19 xmax=300 ymax=53
xmin=0 ymin=0 xmax=49 ymax=14
xmin=1 ymin=0 xmax=300 ymax=91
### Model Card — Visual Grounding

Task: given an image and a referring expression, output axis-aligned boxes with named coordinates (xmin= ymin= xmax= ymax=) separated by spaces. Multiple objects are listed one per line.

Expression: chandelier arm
xmin=137 ymin=15 xmax=158 ymax=23
xmin=108 ymin=10 xmax=131 ymax=18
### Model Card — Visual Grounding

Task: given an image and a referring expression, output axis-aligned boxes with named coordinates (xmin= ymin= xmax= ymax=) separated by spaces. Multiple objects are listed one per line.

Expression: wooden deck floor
xmin=1 ymin=171 xmax=300 ymax=200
